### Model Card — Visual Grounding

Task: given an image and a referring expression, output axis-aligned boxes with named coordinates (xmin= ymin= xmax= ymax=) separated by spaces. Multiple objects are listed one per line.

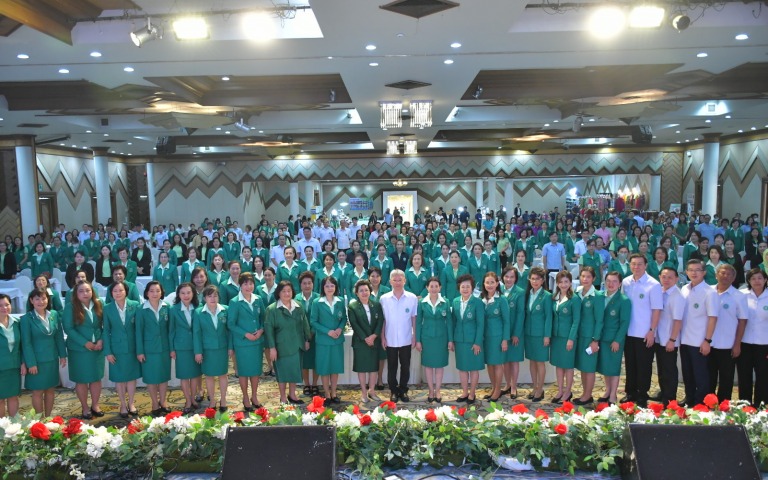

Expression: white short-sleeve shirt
xmin=711 ymin=286 xmax=748 ymax=349
xmin=622 ymin=273 xmax=663 ymax=338
xmin=656 ymin=285 xmax=685 ymax=346
xmin=743 ymin=288 xmax=768 ymax=345
xmin=379 ymin=290 xmax=418 ymax=348
xmin=680 ymin=281 xmax=719 ymax=347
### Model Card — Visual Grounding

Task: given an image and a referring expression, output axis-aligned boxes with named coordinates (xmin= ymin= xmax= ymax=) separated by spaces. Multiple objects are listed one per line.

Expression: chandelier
xmin=410 ymin=100 xmax=432 ymax=129
xmin=393 ymin=179 xmax=408 ymax=187
xmin=386 ymin=138 xmax=418 ymax=155
xmin=380 ymin=101 xmax=403 ymax=130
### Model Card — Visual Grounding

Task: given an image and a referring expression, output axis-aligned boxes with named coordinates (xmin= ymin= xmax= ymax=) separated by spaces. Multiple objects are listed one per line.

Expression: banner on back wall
xmin=349 ymin=197 xmax=374 ymax=211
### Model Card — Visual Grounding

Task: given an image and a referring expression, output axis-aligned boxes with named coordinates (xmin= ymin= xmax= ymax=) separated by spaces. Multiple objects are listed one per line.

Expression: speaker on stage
xmin=222 ymin=425 xmax=336 ymax=479
xmin=156 ymin=136 xmax=176 ymax=155
xmin=631 ymin=125 xmax=653 ymax=144
xmin=622 ymin=424 xmax=760 ymax=480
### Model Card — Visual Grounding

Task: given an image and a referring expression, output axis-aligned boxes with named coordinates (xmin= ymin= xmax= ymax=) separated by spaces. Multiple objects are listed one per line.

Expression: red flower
xmin=164 ymin=411 xmax=183 ymax=424
xmin=425 ymin=409 xmax=438 ymax=422
xmin=719 ymin=399 xmax=730 ymax=412
xmin=619 ymin=401 xmax=636 ymax=414
xmin=511 ymin=403 xmax=529 ymax=414
xmin=62 ymin=418 xmax=83 ymax=438
xmin=254 ymin=407 xmax=269 ymax=422
xmin=595 ymin=402 xmax=610 ymax=412
xmin=51 ymin=416 xmax=65 ymax=425
xmin=380 ymin=400 xmax=397 ymax=412
xmin=127 ymin=419 xmax=143 ymax=434
xmin=647 ymin=402 xmax=664 ymax=415
xmin=742 ymin=405 xmax=757 ymax=414
xmin=358 ymin=414 xmax=372 ymax=426
xmin=675 ymin=407 xmax=687 ymax=419
xmin=554 ymin=423 xmax=568 ymax=435
xmin=232 ymin=411 xmax=245 ymax=423
xmin=307 ymin=396 xmax=326 ymax=414
xmin=534 ymin=409 xmax=548 ymax=419
xmin=666 ymin=400 xmax=680 ymax=410
xmin=692 ymin=404 xmax=710 ymax=413
xmin=561 ymin=401 xmax=574 ymax=414
xmin=352 ymin=405 xmax=360 ymax=415
xmin=30 ymin=422 xmax=51 ymax=441
xmin=554 ymin=407 xmax=564 ymax=414
xmin=458 ymin=407 xmax=467 ymax=417
xmin=703 ymin=393 xmax=719 ymax=409
xmin=204 ymin=408 xmax=217 ymax=419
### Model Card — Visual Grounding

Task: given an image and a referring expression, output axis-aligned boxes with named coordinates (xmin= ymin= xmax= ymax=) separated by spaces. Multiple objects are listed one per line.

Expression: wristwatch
xmin=705 ymin=338 xmax=712 ymax=343
xmin=669 ymin=338 xmax=676 ymax=343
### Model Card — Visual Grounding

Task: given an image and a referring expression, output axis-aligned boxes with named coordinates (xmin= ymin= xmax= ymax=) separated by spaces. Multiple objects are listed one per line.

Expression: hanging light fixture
xmin=393 ymin=179 xmax=408 ymax=187
xmin=403 ymin=139 xmax=418 ymax=154
xmin=380 ymin=101 xmax=403 ymax=130
xmin=386 ymin=140 xmax=399 ymax=155
xmin=130 ymin=18 xmax=161 ymax=47
xmin=410 ymin=100 xmax=432 ymax=129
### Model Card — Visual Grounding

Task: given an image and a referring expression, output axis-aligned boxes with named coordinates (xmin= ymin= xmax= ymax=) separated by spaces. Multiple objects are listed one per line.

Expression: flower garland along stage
xmin=2 ymin=394 xmax=768 ymax=479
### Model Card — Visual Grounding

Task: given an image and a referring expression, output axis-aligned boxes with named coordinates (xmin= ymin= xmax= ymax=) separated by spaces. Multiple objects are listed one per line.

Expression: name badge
xmin=337 ymin=312 xmax=343 ymax=320
xmin=509 ymin=302 xmax=515 ymax=308
xmin=763 ymin=306 xmax=768 ymax=311
xmin=493 ymin=308 xmax=499 ymax=315
xmin=441 ymin=310 xmax=447 ymax=317
xmin=405 ymin=308 xmax=410 ymax=313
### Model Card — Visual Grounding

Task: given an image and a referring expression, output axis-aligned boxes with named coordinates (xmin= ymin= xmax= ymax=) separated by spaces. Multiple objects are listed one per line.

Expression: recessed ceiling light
xmin=751 ymin=127 xmax=757 ymax=130
xmin=685 ymin=139 xmax=690 ymax=142
xmin=258 ymin=130 xmax=264 ymax=133
xmin=735 ymin=33 xmax=749 ymax=40
xmin=738 ymin=129 xmax=743 ymax=133
xmin=127 ymin=142 xmax=132 ymax=145
xmin=86 ymin=130 xmax=92 ymax=133
xmin=443 ymin=59 xmax=454 ymax=65
xmin=327 ymin=56 xmax=333 ymax=60
xmin=450 ymin=42 xmax=462 ymax=48
xmin=90 ymin=51 xmax=102 ymax=58
xmin=676 ymin=130 xmax=681 ymax=134
xmin=705 ymin=119 xmax=711 ymax=123
xmin=396 ymin=33 xmax=404 ymax=37
xmin=225 ymin=131 xmax=231 ymax=134
xmin=17 ymin=53 xmax=29 ymax=59
xmin=123 ymin=66 xmax=134 ymax=72
xmin=0 ymin=118 xmax=3 ymax=121
xmin=588 ymin=118 xmax=595 ymax=122
xmin=103 ymin=133 xmax=109 ymax=137
xmin=725 ymin=115 xmax=732 ymax=119
xmin=553 ymin=120 xmax=559 ymax=123
xmin=676 ymin=141 xmax=681 ymax=144
xmin=696 ymin=52 xmax=708 ymax=58
xmin=71 ymin=145 xmax=77 ymax=148
xmin=365 ymin=44 xmax=376 ymax=51
xmin=694 ymin=137 xmax=699 ymax=141
xmin=58 ymin=68 xmax=69 ymax=74
xmin=59 ymin=143 xmax=65 ymax=146
xmin=221 ymin=76 xmax=230 ymax=81
xmin=544 ymin=123 xmax=550 ymax=127
xmin=215 ymin=127 xmax=222 ymax=131
xmin=369 ymin=62 xmax=379 ymax=67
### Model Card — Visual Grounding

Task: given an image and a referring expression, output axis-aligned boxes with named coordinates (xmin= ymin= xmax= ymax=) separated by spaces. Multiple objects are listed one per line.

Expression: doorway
xmin=383 ymin=190 xmax=418 ymax=225
xmin=37 ymin=192 xmax=58 ymax=241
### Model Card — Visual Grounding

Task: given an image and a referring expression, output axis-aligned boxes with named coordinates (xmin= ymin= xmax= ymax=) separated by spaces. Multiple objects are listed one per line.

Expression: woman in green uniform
xmin=222 ymin=232 xmax=241 ymax=262
xmin=137 ymin=281 xmax=172 ymax=416
xmin=440 ymin=251 xmax=469 ymax=301
xmin=63 ymin=281 xmax=106 ymax=419
xmin=433 ymin=244 xmax=451 ymax=279
xmin=170 ymin=283 xmax=202 ymax=414
xmin=524 ymin=267 xmax=552 ymax=403
xmin=367 ymin=267 xmax=391 ymax=300
xmin=515 ymin=229 xmax=536 ymax=266
xmin=315 ymin=253 xmax=343 ymax=297
xmin=115 ymin=246 xmax=138 ymax=283
xmin=647 ymin=247 xmax=676 ymax=281
xmin=251 ymin=236 xmax=270 ymax=266
xmin=346 ymin=253 xmax=368 ymax=300
xmin=607 ymin=245 xmax=631 ymax=280
xmin=579 ymin=240 xmax=604 ymax=289
xmin=549 ymin=271 xmax=581 ymax=404
xmin=265 ymin=280 xmax=311 ymax=405
xmin=28 ymin=274 xmax=64 ymax=316
xmin=369 ymin=244 xmax=393 ymax=282
xmin=219 ymin=261 xmax=242 ymax=305
xmin=29 ymin=241 xmax=54 ymax=278
xmin=596 ymin=271 xmax=631 ymax=404
xmin=310 ymin=276 xmax=347 ymax=405
xmin=450 ymin=274 xmax=485 ymax=404
xmin=193 ymin=285 xmax=232 ymax=412
xmin=405 ymin=252 xmax=429 ymax=298
xmin=103 ymin=282 xmax=141 ymax=417
xmin=510 ymin=249 xmax=530 ymax=288
xmin=573 ymin=267 xmax=605 ymax=406
xmin=153 ymin=251 xmax=179 ymax=298
xmin=501 ymin=265 xmax=526 ymax=399
xmin=208 ymin=253 xmax=229 ymax=288
xmin=415 ymin=277 xmax=450 ymax=403
xmin=0 ymin=294 xmax=23 ymax=417
xmin=480 ymin=272 xmax=510 ymax=402
xmin=206 ymin=237 xmax=225 ymax=266
xmin=277 ymin=246 xmax=304 ymax=293
xmin=228 ymin=273 xmax=266 ymax=411
xmin=296 ymin=271 xmax=319 ymax=396
xmin=180 ymin=248 xmax=205 ymax=284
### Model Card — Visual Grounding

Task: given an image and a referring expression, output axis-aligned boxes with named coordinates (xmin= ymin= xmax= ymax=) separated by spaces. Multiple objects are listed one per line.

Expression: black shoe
xmin=311 ymin=386 xmax=321 ymax=396
xmin=427 ymin=397 xmax=435 ymax=403
xmin=483 ymin=394 xmax=492 ymax=400
xmin=81 ymin=411 xmax=93 ymax=420
xmin=489 ymin=396 xmax=501 ymax=402
xmin=150 ymin=409 xmax=163 ymax=418
xmin=648 ymin=391 xmax=662 ymax=401
xmin=636 ymin=399 xmax=648 ymax=408
xmin=399 ymin=393 xmax=409 ymax=402
xmin=375 ymin=384 xmax=386 ymax=391
xmin=573 ymin=397 xmax=593 ymax=406
xmin=194 ymin=394 xmax=203 ymax=403
xmin=331 ymin=396 xmax=341 ymax=404
xmin=219 ymin=405 xmax=228 ymax=413
xmin=526 ymin=392 xmax=535 ymax=400
xmin=456 ymin=395 xmax=469 ymax=403
xmin=287 ymin=396 xmax=304 ymax=405
xmin=435 ymin=397 xmax=442 ymax=404
xmin=619 ymin=395 xmax=635 ymax=403
xmin=390 ymin=393 xmax=399 ymax=402
xmin=531 ymin=393 xmax=544 ymax=403
xmin=243 ymin=404 xmax=255 ymax=413
xmin=119 ymin=411 xmax=129 ymax=419
xmin=303 ymin=386 xmax=312 ymax=396
xmin=128 ymin=409 xmax=139 ymax=417
xmin=562 ymin=393 xmax=573 ymax=403
xmin=500 ymin=387 xmax=512 ymax=395
xmin=466 ymin=396 xmax=476 ymax=405
xmin=551 ymin=394 xmax=563 ymax=404
xmin=91 ymin=408 xmax=105 ymax=418
xmin=160 ymin=406 xmax=171 ymax=414
xmin=597 ymin=396 xmax=610 ymax=403
xmin=509 ymin=392 xmax=518 ymax=400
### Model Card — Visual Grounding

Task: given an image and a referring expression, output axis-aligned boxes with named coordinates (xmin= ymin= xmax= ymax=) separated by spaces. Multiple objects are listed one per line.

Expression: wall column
xmin=702 ymin=133 xmax=720 ymax=217
xmin=475 ymin=178 xmax=484 ymax=210
xmin=650 ymin=174 xmax=661 ymax=211
xmin=15 ymin=138 xmax=40 ymax=239
xmin=289 ymin=182 xmax=300 ymax=218
xmin=304 ymin=180 xmax=314 ymax=217
xmin=504 ymin=179 xmax=514 ymax=213
xmin=487 ymin=177 xmax=498 ymax=213
xmin=318 ymin=184 xmax=324 ymax=213
xmin=145 ymin=161 xmax=157 ymax=228
xmin=92 ymin=147 xmax=112 ymax=224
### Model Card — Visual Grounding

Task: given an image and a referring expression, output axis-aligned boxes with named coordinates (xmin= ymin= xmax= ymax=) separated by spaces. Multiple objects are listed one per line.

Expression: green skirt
xmin=0 ymin=368 xmax=21 ymax=399
xmin=234 ymin=342 xmax=264 ymax=377
xmin=377 ymin=344 xmax=387 ymax=361
xmin=315 ymin=343 xmax=344 ymax=376
xmin=420 ymin=334 xmax=448 ymax=368
xmin=575 ymin=336 xmax=598 ymax=373
xmin=484 ymin=334 xmax=506 ymax=366
xmin=69 ymin=350 xmax=105 ymax=384
xmin=455 ymin=342 xmax=484 ymax=372
xmin=201 ymin=348 xmax=229 ymax=377
xmin=108 ymin=351 xmax=141 ymax=383
xmin=505 ymin=336 xmax=525 ymax=363
xmin=352 ymin=342 xmax=380 ymax=373
xmin=275 ymin=350 xmax=302 ymax=383
xmin=524 ymin=335 xmax=549 ymax=362
xmin=174 ymin=349 xmax=201 ymax=380
xmin=142 ymin=352 xmax=171 ymax=384
xmin=25 ymin=360 xmax=60 ymax=391
xmin=550 ymin=337 xmax=576 ymax=369
xmin=301 ymin=336 xmax=316 ymax=370
xmin=597 ymin=340 xmax=624 ymax=376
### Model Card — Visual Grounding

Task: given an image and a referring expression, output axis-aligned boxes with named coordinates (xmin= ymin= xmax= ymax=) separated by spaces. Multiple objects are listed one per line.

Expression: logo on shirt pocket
xmin=585 ymin=301 xmax=592 ymax=308
xmin=610 ymin=310 xmax=616 ymax=316
xmin=639 ymin=293 xmax=645 ymax=299
xmin=562 ymin=307 xmax=568 ymax=314
xmin=723 ymin=304 xmax=729 ymax=310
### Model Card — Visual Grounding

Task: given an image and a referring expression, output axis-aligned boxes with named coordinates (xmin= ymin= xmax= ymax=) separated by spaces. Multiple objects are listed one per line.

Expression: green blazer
xmin=440 ymin=265 xmax=469 ymax=302
xmin=21 ymin=310 xmax=66 ymax=367
xmin=105 ymin=281 xmax=141 ymax=304
xmin=524 ymin=289 xmax=553 ymax=337
xmin=222 ymin=242 xmax=241 ymax=262
xmin=219 ymin=280 xmax=240 ymax=306
xmin=348 ymin=299 xmax=383 ymax=348
xmin=207 ymin=269 xmax=230 ymax=288
xmin=515 ymin=239 xmax=536 ymax=266
xmin=113 ymin=260 xmax=138 ymax=283
xmin=264 ymin=302 xmax=311 ymax=356
xmin=294 ymin=291 xmax=319 ymax=312
xmin=483 ymin=295 xmax=511 ymax=339
xmin=345 ymin=269 xmax=368 ymax=300
xmin=405 ymin=267 xmax=429 ymax=297
xmin=552 ymin=295 xmax=581 ymax=341
xmin=25 ymin=288 xmax=64 ymax=316
xmin=102 ymin=299 xmax=140 ymax=356
xmin=483 ymin=251 xmax=501 ymax=276
xmin=647 ymin=261 xmax=676 ymax=281
xmin=0 ymin=317 xmax=22 ymax=369
xmin=63 ymin=302 xmax=104 ymax=352
xmin=504 ymin=285 xmax=526 ymax=339
xmin=449 ymin=296 xmax=484 ymax=345
xmin=152 ymin=264 xmax=179 ymax=297
xmin=369 ymin=256 xmax=393 ymax=282
xmin=228 ymin=295 xmax=266 ymax=348
xmin=180 ymin=260 xmax=206 ymax=284
xmin=370 ymin=285 xmax=391 ymax=301
xmin=310 ymin=297 xmax=347 ymax=346
xmin=193 ymin=305 xmax=231 ymax=352
xmin=416 ymin=297 xmax=451 ymax=341
xmin=48 ymin=246 xmax=68 ymax=269
xmin=600 ymin=293 xmax=631 ymax=344
xmin=607 ymin=260 xmax=631 ymax=280
xmin=577 ymin=290 xmax=605 ymax=341
xmin=314 ymin=267 xmax=344 ymax=296
xmin=169 ymin=303 xmax=195 ymax=351
xmin=276 ymin=262 xmax=305 ymax=293
xmin=30 ymin=252 xmax=55 ymax=277
xmin=135 ymin=303 xmax=171 ymax=354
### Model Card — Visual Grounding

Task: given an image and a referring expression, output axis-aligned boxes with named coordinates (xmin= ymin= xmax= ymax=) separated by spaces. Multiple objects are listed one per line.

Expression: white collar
xmin=204 ymin=303 xmax=224 ymax=317
xmin=577 ymin=285 xmax=596 ymax=298
xmin=227 ymin=277 xmax=239 ymax=287
xmin=421 ymin=295 xmax=446 ymax=306
xmin=277 ymin=299 xmax=300 ymax=311
xmin=318 ymin=296 xmax=342 ymax=307
xmin=142 ymin=301 xmax=164 ymax=313
xmin=237 ymin=292 xmax=257 ymax=304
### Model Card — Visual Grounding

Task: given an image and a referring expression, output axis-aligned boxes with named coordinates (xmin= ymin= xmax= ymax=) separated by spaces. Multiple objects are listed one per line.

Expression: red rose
xmin=458 ymin=407 xmax=467 ymax=417
xmin=647 ymin=402 xmax=664 ymax=414
xmin=719 ymin=399 xmax=730 ymax=412
xmin=358 ymin=414 xmax=372 ymax=426
xmin=595 ymin=402 xmax=610 ymax=412
xmin=561 ymin=401 xmax=574 ymax=414
xmin=380 ymin=401 xmax=397 ymax=412
xmin=666 ymin=400 xmax=680 ymax=410
xmin=30 ymin=422 xmax=51 ymax=441
xmin=619 ymin=401 xmax=636 ymax=414
xmin=425 ymin=409 xmax=437 ymax=422
xmin=703 ymin=393 xmax=719 ymax=409
xmin=352 ymin=405 xmax=360 ymax=415
xmin=164 ymin=411 xmax=183 ymax=424
xmin=534 ymin=409 xmax=548 ymax=419
xmin=743 ymin=405 xmax=757 ymax=414
xmin=233 ymin=411 xmax=245 ymax=423
xmin=511 ymin=403 xmax=529 ymax=414
xmin=692 ymin=404 xmax=710 ymax=413
xmin=62 ymin=418 xmax=83 ymax=438
xmin=127 ymin=419 xmax=143 ymax=434
xmin=554 ymin=423 xmax=568 ymax=435
xmin=51 ymin=416 xmax=65 ymax=425
xmin=204 ymin=408 xmax=217 ymax=419
xmin=254 ymin=407 xmax=269 ymax=422
xmin=675 ymin=407 xmax=687 ymax=419
xmin=554 ymin=407 xmax=563 ymax=414
xmin=307 ymin=396 xmax=326 ymax=414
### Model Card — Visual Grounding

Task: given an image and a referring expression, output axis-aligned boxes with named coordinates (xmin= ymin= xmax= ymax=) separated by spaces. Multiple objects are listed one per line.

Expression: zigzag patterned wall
xmin=0 ymin=206 xmax=21 ymax=241
xmin=661 ymin=152 xmax=683 ymax=212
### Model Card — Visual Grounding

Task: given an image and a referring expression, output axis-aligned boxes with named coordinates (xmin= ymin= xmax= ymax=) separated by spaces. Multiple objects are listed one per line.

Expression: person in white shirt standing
xmin=654 ymin=266 xmax=685 ymax=405
xmin=380 ymin=269 xmax=418 ymax=403
xmin=335 ymin=220 xmax=351 ymax=252
xmin=736 ymin=268 xmax=768 ymax=406
xmin=679 ymin=259 xmax=719 ymax=406
xmin=709 ymin=263 xmax=748 ymax=402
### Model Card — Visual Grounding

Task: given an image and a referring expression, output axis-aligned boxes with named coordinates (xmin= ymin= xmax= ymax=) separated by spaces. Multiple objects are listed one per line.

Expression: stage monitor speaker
xmin=631 ymin=125 xmax=653 ymax=144
xmin=222 ymin=425 xmax=336 ymax=479
xmin=156 ymin=136 xmax=176 ymax=155
xmin=622 ymin=424 xmax=760 ymax=480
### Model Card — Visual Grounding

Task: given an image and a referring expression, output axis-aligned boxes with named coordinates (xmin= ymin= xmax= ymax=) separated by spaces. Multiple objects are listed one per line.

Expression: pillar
xmin=145 ymin=161 xmax=157 ymax=228
xmin=92 ymin=147 xmax=112 ymax=224
xmin=487 ymin=177 xmax=498 ymax=213
xmin=475 ymin=178 xmax=484 ymax=210
xmin=289 ymin=182 xmax=300 ymax=218
xmin=649 ymin=174 xmax=662 ymax=211
xmin=15 ymin=140 xmax=40 ymax=239
xmin=702 ymin=133 xmax=720 ymax=217
xmin=504 ymin=179 xmax=515 ymax=214
xmin=318 ymin=184 xmax=324 ymax=213
xmin=304 ymin=180 xmax=314 ymax=217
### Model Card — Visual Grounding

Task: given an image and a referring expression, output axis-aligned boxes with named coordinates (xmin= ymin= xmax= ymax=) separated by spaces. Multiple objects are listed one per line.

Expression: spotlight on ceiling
xmin=130 ymin=18 xmax=161 ymax=47
xmin=234 ymin=118 xmax=252 ymax=133
xmin=329 ymin=89 xmax=336 ymax=103
xmin=172 ymin=17 xmax=209 ymax=41
xmin=671 ymin=14 xmax=690 ymax=32
xmin=472 ymin=85 xmax=483 ymax=99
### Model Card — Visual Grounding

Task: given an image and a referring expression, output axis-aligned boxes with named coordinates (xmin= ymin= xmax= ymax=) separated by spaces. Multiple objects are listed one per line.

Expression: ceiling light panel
xmin=173 ymin=17 xmax=209 ymax=40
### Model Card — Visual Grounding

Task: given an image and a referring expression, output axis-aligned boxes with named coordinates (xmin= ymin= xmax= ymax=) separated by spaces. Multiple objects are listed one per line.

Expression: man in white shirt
xmin=269 ymin=234 xmax=287 ymax=268
xmin=335 ymin=220 xmax=351 ymax=251
xmin=295 ymin=227 xmax=322 ymax=261
xmin=573 ymin=230 xmax=591 ymax=260
xmin=229 ymin=221 xmax=243 ymax=241
xmin=316 ymin=219 xmax=336 ymax=246
xmin=679 ymin=259 xmax=719 ymax=406
xmin=654 ymin=266 xmax=685 ymax=405
xmin=154 ymin=225 xmax=168 ymax=248
xmin=203 ymin=223 xmax=215 ymax=241
xmin=621 ymin=253 xmax=663 ymax=407
xmin=380 ymin=269 xmax=418 ymax=403
xmin=709 ymin=263 xmax=748 ymax=402
xmin=348 ymin=217 xmax=361 ymax=240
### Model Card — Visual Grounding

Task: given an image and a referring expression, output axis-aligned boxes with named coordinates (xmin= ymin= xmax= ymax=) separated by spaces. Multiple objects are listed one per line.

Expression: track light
xmin=234 ymin=118 xmax=252 ymax=133
xmin=472 ymin=85 xmax=483 ymax=99
xmin=131 ymin=18 xmax=160 ymax=47
xmin=671 ymin=14 xmax=690 ymax=32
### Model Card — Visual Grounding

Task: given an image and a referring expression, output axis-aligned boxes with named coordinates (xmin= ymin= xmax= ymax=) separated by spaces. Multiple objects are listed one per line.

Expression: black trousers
xmin=654 ymin=343 xmax=678 ymax=404
xmin=708 ymin=347 xmax=736 ymax=402
xmin=624 ymin=336 xmax=654 ymax=403
xmin=736 ymin=342 xmax=768 ymax=406
xmin=680 ymin=344 xmax=711 ymax=405
xmin=386 ymin=346 xmax=412 ymax=395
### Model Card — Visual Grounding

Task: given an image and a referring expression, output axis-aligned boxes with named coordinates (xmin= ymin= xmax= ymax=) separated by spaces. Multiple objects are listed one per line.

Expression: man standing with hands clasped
xmin=380 ymin=269 xmax=418 ymax=403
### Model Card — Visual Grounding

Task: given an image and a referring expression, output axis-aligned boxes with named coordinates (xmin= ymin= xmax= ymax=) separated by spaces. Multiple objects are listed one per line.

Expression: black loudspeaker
xmin=222 ymin=425 xmax=336 ymax=479
xmin=622 ymin=424 xmax=760 ymax=480
xmin=155 ymin=136 xmax=176 ymax=155
xmin=631 ymin=125 xmax=653 ymax=144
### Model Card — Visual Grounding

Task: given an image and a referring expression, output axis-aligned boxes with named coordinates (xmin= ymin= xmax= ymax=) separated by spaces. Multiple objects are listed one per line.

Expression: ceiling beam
xmin=0 ymin=0 xmax=73 ymax=45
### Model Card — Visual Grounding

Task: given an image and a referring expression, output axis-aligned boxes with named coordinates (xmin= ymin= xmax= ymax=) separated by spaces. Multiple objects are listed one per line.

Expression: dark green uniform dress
xmin=439 ymin=265 xmax=469 ymax=302
xmin=310 ymin=297 xmax=347 ymax=376
xmin=415 ymin=296 xmax=450 ymax=368
xmin=550 ymin=294 xmax=582 ymax=369
xmin=193 ymin=304 xmax=231 ymax=377
xmin=606 ymin=260 xmax=631 ymax=280
xmin=405 ymin=266 xmax=429 ymax=297
xmin=450 ymin=296 xmax=485 ymax=372
xmin=574 ymin=288 xmax=605 ymax=373
xmin=21 ymin=310 xmax=67 ymax=390
xmin=0 ymin=316 xmax=22 ymax=399
xmin=647 ymin=260 xmax=676 ymax=282
xmin=105 ymin=281 xmax=141 ymax=304
xmin=515 ymin=239 xmax=536 ymax=266
xmin=222 ymin=242 xmax=241 ymax=262
xmin=264 ymin=301 xmax=311 ymax=383
xmin=169 ymin=302 xmax=201 ymax=380
xmin=369 ymin=255 xmax=393 ymax=283
xmin=136 ymin=302 xmax=171 ymax=384
xmin=466 ymin=255 xmax=488 ymax=290
xmin=295 ymin=292 xmax=320 ymax=369
xmin=345 ymin=269 xmax=368 ymax=300
xmin=524 ymin=288 xmax=553 ymax=362
xmin=483 ymin=295 xmax=510 ymax=366
xmin=219 ymin=278 xmax=240 ymax=306
xmin=348 ymin=299 xmax=383 ymax=372
xmin=314 ymin=267 xmax=344 ymax=296
xmin=63 ymin=302 xmax=105 ymax=384
xmin=152 ymin=264 xmax=179 ymax=299
xmin=503 ymin=285 xmax=526 ymax=362
xmin=228 ymin=293 xmax=266 ymax=377
xmin=596 ymin=292 xmax=631 ymax=376
xmin=180 ymin=260 xmax=205 ymax=284
xmin=102 ymin=299 xmax=142 ymax=383
xmin=276 ymin=262 xmax=305 ymax=293
xmin=30 ymin=252 xmax=55 ymax=278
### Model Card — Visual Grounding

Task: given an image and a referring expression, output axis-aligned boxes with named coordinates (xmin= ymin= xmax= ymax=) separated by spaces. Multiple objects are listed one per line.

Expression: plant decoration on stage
xmin=1 ymin=394 xmax=768 ymax=479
